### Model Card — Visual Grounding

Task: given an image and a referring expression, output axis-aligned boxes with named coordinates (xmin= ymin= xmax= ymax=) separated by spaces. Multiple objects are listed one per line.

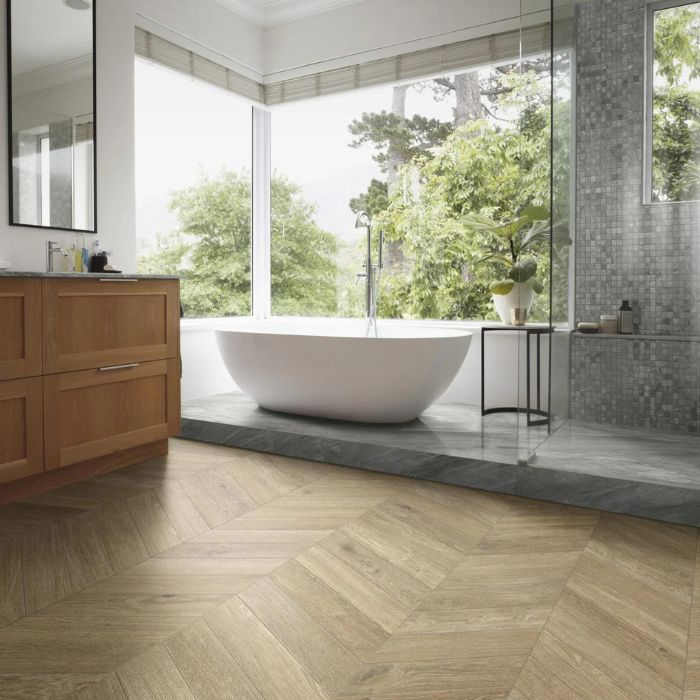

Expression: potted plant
xmin=461 ymin=205 xmax=550 ymax=324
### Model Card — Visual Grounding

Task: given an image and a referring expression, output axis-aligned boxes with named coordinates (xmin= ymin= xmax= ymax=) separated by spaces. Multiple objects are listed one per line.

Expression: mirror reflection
xmin=8 ymin=0 xmax=96 ymax=231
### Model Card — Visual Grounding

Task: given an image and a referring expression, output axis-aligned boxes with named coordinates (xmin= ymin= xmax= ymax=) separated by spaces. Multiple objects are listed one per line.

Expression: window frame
xmin=644 ymin=0 xmax=700 ymax=204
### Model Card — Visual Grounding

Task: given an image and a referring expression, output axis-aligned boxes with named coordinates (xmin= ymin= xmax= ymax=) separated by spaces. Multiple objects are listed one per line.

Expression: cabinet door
xmin=0 ymin=377 xmax=44 ymax=484
xmin=0 ymin=278 xmax=42 ymax=380
xmin=43 ymin=278 xmax=179 ymax=374
xmin=43 ymin=359 xmax=180 ymax=471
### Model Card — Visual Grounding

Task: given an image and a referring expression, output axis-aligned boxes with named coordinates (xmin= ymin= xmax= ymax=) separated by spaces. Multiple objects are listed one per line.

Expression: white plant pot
xmin=492 ymin=282 xmax=535 ymax=325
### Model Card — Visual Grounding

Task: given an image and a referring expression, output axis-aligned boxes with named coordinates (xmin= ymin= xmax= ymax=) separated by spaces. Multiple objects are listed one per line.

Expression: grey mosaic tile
xmin=571 ymin=0 xmax=700 ymax=431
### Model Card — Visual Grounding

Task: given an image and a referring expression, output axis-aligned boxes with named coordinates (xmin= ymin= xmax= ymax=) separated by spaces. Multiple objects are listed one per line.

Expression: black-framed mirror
xmin=7 ymin=0 xmax=96 ymax=232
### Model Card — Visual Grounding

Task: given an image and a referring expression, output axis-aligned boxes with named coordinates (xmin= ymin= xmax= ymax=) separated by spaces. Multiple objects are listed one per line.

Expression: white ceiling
xmin=213 ymin=0 xmax=368 ymax=27
xmin=11 ymin=0 xmax=93 ymax=75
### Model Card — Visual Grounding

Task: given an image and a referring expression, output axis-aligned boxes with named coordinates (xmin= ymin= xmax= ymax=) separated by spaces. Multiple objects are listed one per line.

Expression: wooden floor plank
xmin=179 ymin=469 xmax=254 ymax=528
xmin=337 ymin=656 xmax=527 ymax=699
xmin=126 ymin=491 xmax=182 ymax=556
xmin=152 ymin=481 xmax=210 ymax=541
xmin=221 ymin=452 xmax=308 ymax=505
xmin=0 ymin=535 xmax=25 ymax=627
xmin=271 ymin=560 xmax=388 ymax=662
xmin=320 ymin=530 xmax=432 ymax=610
xmin=70 ymin=672 xmax=127 ymax=699
xmin=61 ymin=511 xmax=114 ymax=590
xmin=117 ymin=644 xmax=195 ymax=699
xmin=341 ymin=510 xmax=459 ymax=589
xmin=164 ymin=618 xmax=262 ymax=700
xmin=297 ymin=545 xmax=411 ymax=634
xmin=685 ymin=536 xmax=700 ymax=696
xmin=239 ymin=577 xmax=361 ymax=695
xmin=0 ymin=673 xmax=105 ymax=699
xmin=0 ymin=439 xmax=696 ymax=699
xmin=20 ymin=521 xmax=74 ymax=614
xmin=94 ymin=501 xmax=150 ymax=573
xmin=205 ymin=597 xmax=329 ymax=700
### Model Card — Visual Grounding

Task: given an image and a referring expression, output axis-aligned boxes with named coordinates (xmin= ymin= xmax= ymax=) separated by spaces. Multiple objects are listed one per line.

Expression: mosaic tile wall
xmin=571 ymin=336 xmax=700 ymax=433
xmin=570 ymin=0 xmax=700 ymax=432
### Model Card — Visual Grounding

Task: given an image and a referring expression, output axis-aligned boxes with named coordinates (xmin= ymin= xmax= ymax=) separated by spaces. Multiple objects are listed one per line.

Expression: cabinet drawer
xmin=0 ymin=278 xmax=42 ymax=380
xmin=0 ymin=377 xmax=44 ymax=484
xmin=43 ymin=278 xmax=179 ymax=373
xmin=43 ymin=359 xmax=180 ymax=471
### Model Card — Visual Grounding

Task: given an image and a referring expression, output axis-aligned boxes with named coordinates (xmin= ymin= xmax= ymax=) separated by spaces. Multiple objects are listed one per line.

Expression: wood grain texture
xmin=205 ymin=597 xmax=329 ymax=700
xmin=0 ymin=278 xmax=42 ymax=381
xmin=42 ymin=278 xmax=179 ymax=374
xmin=70 ymin=672 xmax=127 ymax=699
xmin=94 ymin=501 xmax=150 ymax=572
xmin=164 ymin=618 xmax=262 ymax=700
xmin=0 ymin=535 xmax=25 ymax=627
xmin=117 ymin=643 xmax=195 ymax=699
xmin=239 ymin=577 xmax=361 ymax=695
xmin=0 ymin=440 xmax=168 ymax=507
xmin=0 ymin=377 xmax=44 ymax=485
xmin=21 ymin=521 xmax=74 ymax=613
xmin=0 ymin=438 xmax=696 ymax=699
xmin=126 ymin=491 xmax=181 ymax=556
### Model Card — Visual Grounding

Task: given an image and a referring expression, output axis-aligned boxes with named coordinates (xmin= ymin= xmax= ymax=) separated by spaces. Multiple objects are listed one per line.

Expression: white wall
xmin=0 ymin=0 xmax=136 ymax=273
xmin=263 ymin=0 xmax=543 ymax=79
xmin=135 ymin=0 xmax=265 ymax=80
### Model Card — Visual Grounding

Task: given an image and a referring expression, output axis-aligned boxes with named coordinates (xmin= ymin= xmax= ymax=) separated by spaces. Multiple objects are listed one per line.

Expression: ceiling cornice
xmin=213 ymin=0 xmax=367 ymax=27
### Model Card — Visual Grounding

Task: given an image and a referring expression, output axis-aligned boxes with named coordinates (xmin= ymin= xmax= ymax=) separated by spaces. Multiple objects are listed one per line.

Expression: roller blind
xmin=264 ymin=23 xmax=551 ymax=105
xmin=135 ymin=27 xmax=265 ymax=103
xmin=135 ymin=22 xmax=551 ymax=106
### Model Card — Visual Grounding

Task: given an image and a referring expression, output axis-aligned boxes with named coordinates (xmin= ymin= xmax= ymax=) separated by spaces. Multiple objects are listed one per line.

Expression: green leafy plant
xmin=461 ymin=204 xmax=550 ymax=296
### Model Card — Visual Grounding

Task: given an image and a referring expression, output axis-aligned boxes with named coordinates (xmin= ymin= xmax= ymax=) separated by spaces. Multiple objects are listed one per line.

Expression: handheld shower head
xmin=354 ymin=211 xmax=371 ymax=229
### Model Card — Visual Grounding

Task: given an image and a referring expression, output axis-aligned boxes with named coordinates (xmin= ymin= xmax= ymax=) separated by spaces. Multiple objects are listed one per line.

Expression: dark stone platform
xmin=180 ymin=392 xmax=700 ymax=527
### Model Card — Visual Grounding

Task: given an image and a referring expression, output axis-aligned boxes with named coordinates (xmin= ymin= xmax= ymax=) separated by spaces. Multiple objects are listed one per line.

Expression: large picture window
xmin=648 ymin=0 xmax=700 ymax=202
xmin=271 ymin=60 xmax=552 ymax=321
xmin=134 ymin=31 xmax=557 ymax=324
xmin=135 ymin=57 xmax=253 ymax=317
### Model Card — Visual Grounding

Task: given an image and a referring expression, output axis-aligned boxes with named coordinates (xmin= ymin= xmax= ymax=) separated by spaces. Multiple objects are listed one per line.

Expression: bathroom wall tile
xmin=572 ymin=0 xmax=700 ymax=430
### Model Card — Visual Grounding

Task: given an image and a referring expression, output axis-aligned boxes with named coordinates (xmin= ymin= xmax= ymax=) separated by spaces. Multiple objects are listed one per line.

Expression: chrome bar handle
xmin=98 ymin=278 xmax=138 ymax=282
xmin=98 ymin=363 xmax=139 ymax=372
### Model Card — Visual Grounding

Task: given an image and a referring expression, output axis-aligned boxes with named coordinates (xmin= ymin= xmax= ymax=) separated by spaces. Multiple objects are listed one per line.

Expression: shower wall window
xmin=269 ymin=56 xmax=554 ymax=323
xmin=647 ymin=0 xmax=700 ymax=203
xmin=134 ymin=57 xmax=254 ymax=318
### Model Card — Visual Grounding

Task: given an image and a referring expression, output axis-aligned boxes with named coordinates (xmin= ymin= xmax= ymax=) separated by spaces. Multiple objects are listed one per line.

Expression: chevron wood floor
xmin=0 ymin=438 xmax=698 ymax=699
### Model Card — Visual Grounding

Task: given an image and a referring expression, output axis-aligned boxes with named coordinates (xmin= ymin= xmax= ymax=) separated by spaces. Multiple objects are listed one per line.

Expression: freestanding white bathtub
xmin=215 ymin=320 xmax=472 ymax=423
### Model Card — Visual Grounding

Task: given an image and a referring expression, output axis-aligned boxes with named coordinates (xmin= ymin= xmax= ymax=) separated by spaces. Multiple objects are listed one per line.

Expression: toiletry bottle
xmin=73 ymin=237 xmax=83 ymax=272
xmin=81 ymin=235 xmax=89 ymax=273
xmin=89 ymin=239 xmax=100 ymax=272
xmin=618 ymin=300 xmax=634 ymax=334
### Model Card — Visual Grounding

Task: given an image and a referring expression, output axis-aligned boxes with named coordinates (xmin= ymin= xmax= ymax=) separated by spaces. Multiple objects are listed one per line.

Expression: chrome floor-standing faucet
xmin=354 ymin=211 xmax=384 ymax=337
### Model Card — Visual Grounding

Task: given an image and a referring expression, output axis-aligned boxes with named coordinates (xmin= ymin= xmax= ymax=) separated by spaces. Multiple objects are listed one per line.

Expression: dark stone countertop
xmin=0 ymin=271 xmax=179 ymax=280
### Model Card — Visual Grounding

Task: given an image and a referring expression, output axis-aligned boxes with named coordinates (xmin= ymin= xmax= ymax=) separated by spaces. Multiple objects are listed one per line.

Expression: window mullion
xmin=252 ymin=106 xmax=271 ymax=319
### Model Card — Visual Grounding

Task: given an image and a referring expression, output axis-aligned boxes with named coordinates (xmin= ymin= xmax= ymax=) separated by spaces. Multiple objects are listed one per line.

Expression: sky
xmin=134 ymin=58 xmax=455 ymax=255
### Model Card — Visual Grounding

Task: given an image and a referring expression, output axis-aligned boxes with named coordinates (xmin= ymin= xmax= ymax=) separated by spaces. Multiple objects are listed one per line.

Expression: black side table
xmin=481 ymin=325 xmax=552 ymax=427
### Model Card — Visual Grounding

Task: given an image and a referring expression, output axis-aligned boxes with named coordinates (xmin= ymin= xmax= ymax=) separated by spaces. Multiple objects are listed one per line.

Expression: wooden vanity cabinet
xmin=0 ymin=278 xmax=42 ymax=380
xmin=0 ymin=276 xmax=180 ymax=489
xmin=0 ymin=377 xmax=43 ymax=483
xmin=43 ymin=278 xmax=179 ymax=373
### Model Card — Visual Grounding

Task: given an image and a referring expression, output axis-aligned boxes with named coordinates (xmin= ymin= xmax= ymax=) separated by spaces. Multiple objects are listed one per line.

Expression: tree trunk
xmin=385 ymin=84 xmax=409 ymax=268
xmin=387 ymin=84 xmax=409 ymax=193
xmin=454 ymin=72 xmax=482 ymax=126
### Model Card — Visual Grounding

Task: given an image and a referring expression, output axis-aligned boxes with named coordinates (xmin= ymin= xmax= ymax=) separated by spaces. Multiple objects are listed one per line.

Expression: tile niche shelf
xmin=573 ymin=331 xmax=700 ymax=342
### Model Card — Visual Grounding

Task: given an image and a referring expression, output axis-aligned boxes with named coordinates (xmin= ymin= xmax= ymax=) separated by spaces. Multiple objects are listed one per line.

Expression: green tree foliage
xmin=137 ymin=171 xmax=338 ymax=318
xmin=348 ymin=112 xmax=452 ymax=175
xmin=652 ymin=5 xmax=700 ymax=201
xmin=373 ymin=71 xmax=553 ymax=321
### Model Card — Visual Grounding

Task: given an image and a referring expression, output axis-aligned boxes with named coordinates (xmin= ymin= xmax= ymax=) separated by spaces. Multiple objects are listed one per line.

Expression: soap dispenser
xmin=618 ymin=300 xmax=634 ymax=334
